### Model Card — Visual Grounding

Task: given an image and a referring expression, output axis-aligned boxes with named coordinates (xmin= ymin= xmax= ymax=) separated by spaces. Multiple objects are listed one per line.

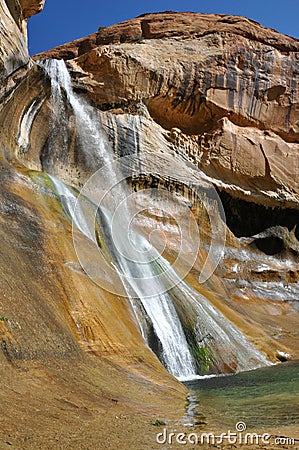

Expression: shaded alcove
xmin=218 ymin=190 xmax=299 ymax=238
xmin=253 ymin=236 xmax=284 ymax=256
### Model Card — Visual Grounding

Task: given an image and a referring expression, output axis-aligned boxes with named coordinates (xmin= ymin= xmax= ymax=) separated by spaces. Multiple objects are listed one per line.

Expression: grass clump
xmin=152 ymin=419 xmax=166 ymax=426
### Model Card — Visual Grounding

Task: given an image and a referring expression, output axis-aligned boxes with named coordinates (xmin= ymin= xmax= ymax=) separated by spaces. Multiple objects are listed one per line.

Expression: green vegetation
xmin=98 ymin=26 xmax=106 ymax=32
xmin=132 ymin=34 xmax=144 ymax=42
xmin=195 ymin=346 xmax=214 ymax=373
xmin=152 ymin=419 xmax=166 ymax=426
xmin=29 ymin=170 xmax=54 ymax=191
xmin=0 ymin=316 xmax=9 ymax=322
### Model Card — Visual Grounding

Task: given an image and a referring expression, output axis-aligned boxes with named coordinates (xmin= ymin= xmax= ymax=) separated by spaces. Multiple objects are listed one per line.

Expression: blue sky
xmin=28 ymin=0 xmax=299 ymax=55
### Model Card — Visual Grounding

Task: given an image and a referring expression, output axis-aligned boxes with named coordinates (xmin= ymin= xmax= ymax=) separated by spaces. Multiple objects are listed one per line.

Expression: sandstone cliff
xmin=0 ymin=7 xmax=299 ymax=447
xmin=0 ymin=0 xmax=45 ymax=82
xmin=0 ymin=4 xmax=189 ymax=447
xmin=35 ymin=12 xmax=299 ymax=209
xmin=1 ymin=6 xmax=298 ymax=365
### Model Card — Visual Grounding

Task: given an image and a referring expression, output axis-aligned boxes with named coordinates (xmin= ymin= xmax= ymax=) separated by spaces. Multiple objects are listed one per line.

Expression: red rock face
xmin=34 ymin=12 xmax=299 ymax=208
xmin=19 ymin=0 xmax=45 ymax=19
xmin=1 ymin=9 xmax=297 ymax=445
xmin=34 ymin=11 xmax=299 ymax=59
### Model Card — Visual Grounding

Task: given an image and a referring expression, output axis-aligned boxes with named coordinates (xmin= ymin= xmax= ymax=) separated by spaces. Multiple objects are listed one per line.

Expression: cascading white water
xmin=99 ymin=207 xmax=197 ymax=378
xmin=41 ymin=59 xmax=271 ymax=380
xmin=41 ymin=59 xmax=197 ymax=380
xmin=156 ymin=256 xmax=271 ymax=371
xmin=41 ymin=59 xmax=116 ymax=172
xmin=48 ymin=174 xmax=95 ymax=242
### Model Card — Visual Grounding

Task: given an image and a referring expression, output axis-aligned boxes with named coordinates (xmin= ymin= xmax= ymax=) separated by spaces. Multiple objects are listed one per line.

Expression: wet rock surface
xmin=0 ymin=7 xmax=298 ymax=448
xmin=1 ymin=9 xmax=297 ymax=363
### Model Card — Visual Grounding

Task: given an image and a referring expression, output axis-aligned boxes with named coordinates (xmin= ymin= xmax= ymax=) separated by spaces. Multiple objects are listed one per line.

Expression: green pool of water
xmin=184 ymin=361 xmax=299 ymax=430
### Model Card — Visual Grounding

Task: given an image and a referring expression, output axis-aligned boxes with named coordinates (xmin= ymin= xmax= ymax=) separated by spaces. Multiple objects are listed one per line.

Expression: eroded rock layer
xmin=34 ymin=12 xmax=299 ymax=208
xmin=0 ymin=9 xmax=299 ymax=444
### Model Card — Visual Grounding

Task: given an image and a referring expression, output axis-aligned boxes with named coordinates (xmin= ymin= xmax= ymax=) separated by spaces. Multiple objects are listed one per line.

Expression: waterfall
xmin=161 ymin=261 xmax=271 ymax=371
xmin=41 ymin=59 xmax=271 ymax=380
xmin=41 ymin=59 xmax=197 ymax=380
xmin=41 ymin=59 xmax=115 ymax=171
xmin=48 ymin=174 xmax=95 ymax=242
